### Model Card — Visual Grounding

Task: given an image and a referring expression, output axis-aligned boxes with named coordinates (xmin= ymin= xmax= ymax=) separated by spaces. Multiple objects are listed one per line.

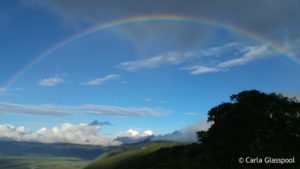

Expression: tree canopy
xmin=197 ymin=90 xmax=300 ymax=168
xmin=87 ymin=90 xmax=300 ymax=169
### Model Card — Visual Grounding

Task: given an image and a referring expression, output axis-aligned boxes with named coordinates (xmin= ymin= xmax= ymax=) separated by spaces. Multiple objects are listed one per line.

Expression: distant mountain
xmin=114 ymin=135 xmax=154 ymax=144
xmin=0 ymin=140 xmax=110 ymax=160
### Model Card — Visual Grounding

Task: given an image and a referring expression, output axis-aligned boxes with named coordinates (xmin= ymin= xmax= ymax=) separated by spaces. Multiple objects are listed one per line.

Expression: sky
xmin=0 ymin=0 xmax=300 ymax=146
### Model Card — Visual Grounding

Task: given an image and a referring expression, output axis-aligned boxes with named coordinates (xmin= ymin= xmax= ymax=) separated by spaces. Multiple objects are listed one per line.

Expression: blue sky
xmin=0 ymin=0 xmax=300 ymax=145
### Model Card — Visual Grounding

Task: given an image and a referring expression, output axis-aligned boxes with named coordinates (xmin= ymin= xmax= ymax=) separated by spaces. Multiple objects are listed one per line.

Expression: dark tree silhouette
xmin=88 ymin=90 xmax=300 ymax=169
xmin=197 ymin=90 xmax=300 ymax=169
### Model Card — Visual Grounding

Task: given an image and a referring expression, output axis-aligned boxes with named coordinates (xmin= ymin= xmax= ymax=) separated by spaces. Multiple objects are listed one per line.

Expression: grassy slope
xmin=85 ymin=142 xmax=177 ymax=169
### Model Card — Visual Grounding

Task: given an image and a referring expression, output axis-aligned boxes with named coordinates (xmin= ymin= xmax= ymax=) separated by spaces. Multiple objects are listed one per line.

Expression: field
xmin=0 ymin=154 xmax=90 ymax=169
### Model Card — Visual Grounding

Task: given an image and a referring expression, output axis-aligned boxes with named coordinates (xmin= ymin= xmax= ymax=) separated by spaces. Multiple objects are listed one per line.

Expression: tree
xmin=197 ymin=90 xmax=300 ymax=169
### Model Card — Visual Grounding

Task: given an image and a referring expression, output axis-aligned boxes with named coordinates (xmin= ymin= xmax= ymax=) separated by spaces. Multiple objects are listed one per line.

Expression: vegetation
xmin=198 ymin=90 xmax=300 ymax=169
xmin=85 ymin=142 xmax=176 ymax=169
xmin=95 ymin=90 xmax=300 ymax=169
xmin=1 ymin=90 xmax=299 ymax=169
xmin=0 ymin=155 xmax=90 ymax=169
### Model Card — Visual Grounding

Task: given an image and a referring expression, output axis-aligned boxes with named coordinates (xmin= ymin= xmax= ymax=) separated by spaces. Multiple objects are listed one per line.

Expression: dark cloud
xmin=89 ymin=120 xmax=111 ymax=126
xmin=24 ymin=0 xmax=300 ymax=55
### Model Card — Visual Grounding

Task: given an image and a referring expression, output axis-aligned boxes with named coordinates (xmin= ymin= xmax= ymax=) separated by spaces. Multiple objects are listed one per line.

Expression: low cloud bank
xmin=0 ymin=121 xmax=211 ymax=145
xmin=152 ymin=121 xmax=212 ymax=142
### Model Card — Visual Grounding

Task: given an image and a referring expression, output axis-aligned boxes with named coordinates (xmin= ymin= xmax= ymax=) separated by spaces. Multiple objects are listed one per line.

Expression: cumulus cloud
xmin=38 ymin=76 xmax=64 ymax=86
xmin=0 ymin=122 xmax=120 ymax=146
xmin=153 ymin=120 xmax=212 ymax=142
xmin=0 ymin=122 xmax=158 ymax=146
xmin=114 ymin=128 xmax=155 ymax=144
xmin=82 ymin=74 xmax=120 ymax=86
xmin=0 ymin=102 xmax=168 ymax=116
xmin=117 ymin=128 xmax=154 ymax=138
xmin=0 ymin=120 xmax=211 ymax=145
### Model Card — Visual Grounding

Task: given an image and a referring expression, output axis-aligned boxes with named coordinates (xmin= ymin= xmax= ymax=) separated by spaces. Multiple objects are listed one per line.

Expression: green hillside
xmin=85 ymin=142 xmax=176 ymax=169
xmin=113 ymin=143 xmax=203 ymax=169
xmin=86 ymin=90 xmax=300 ymax=169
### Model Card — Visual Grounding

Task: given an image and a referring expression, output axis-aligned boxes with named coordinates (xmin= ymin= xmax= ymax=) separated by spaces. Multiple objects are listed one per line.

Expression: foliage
xmin=197 ymin=90 xmax=300 ymax=168
xmin=96 ymin=90 xmax=300 ymax=169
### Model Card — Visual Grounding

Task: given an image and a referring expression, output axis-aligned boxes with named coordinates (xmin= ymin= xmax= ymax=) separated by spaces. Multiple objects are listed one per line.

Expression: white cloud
xmin=0 ymin=122 xmax=120 ymax=146
xmin=81 ymin=104 xmax=167 ymax=116
xmin=0 ymin=102 xmax=168 ymax=117
xmin=0 ymin=122 xmax=157 ymax=146
xmin=143 ymin=129 xmax=154 ymax=136
xmin=82 ymin=74 xmax=120 ymax=86
xmin=198 ymin=42 xmax=239 ymax=56
xmin=118 ymin=51 xmax=195 ymax=71
xmin=115 ymin=128 xmax=155 ymax=144
xmin=153 ymin=120 xmax=212 ymax=142
xmin=183 ymin=65 xmax=219 ymax=75
xmin=0 ymin=120 xmax=212 ymax=145
xmin=117 ymin=129 xmax=154 ymax=138
xmin=217 ymin=45 xmax=270 ymax=68
xmin=118 ymin=129 xmax=140 ymax=137
xmin=185 ymin=45 xmax=271 ymax=75
xmin=117 ymin=43 xmax=271 ymax=75
xmin=38 ymin=76 xmax=64 ymax=86
xmin=0 ymin=102 xmax=70 ymax=116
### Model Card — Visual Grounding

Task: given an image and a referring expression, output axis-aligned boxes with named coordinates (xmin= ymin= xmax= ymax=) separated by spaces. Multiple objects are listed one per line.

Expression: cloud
xmin=0 ymin=102 xmax=70 ymax=116
xmin=0 ymin=122 xmax=120 ymax=146
xmin=114 ymin=128 xmax=155 ymax=144
xmin=117 ymin=128 xmax=154 ymax=138
xmin=38 ymin=76 xmax=64 ymax=86
xmin=118 ymin=43 xmax=239 ymax=72
xmin=81 ymin=104 xmax=168 ymax=116
xmin=0 ymin=122 xmax=159 ymax=145
xmin=118 ymin=51 xmax=195 ymax=71
xmin=82 ymin=74 xmax=120 ymax=86
xmin=153 ymin=120 xmax=212 ymax=142
xmin=118 ymin=43 xmax=271 ymax=75
xmin=24 ymin=0 xmax=300 ymax=55
xmin=0 ymin=102 xmax=168 ymax=117
xmin=89 ymin=120 xmax=111 ymax=126
xmin=184 ymin=45 xmax=271 ymax=75
xmin=217 ymin=45 xmax=270 ymax=68
xmin=184 ymin=65 xmax=219 ymax=75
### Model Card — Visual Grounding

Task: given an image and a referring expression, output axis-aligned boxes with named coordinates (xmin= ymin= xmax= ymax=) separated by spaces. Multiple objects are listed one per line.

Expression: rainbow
xmin=2 ymin=14 xmax=299 ymax=89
